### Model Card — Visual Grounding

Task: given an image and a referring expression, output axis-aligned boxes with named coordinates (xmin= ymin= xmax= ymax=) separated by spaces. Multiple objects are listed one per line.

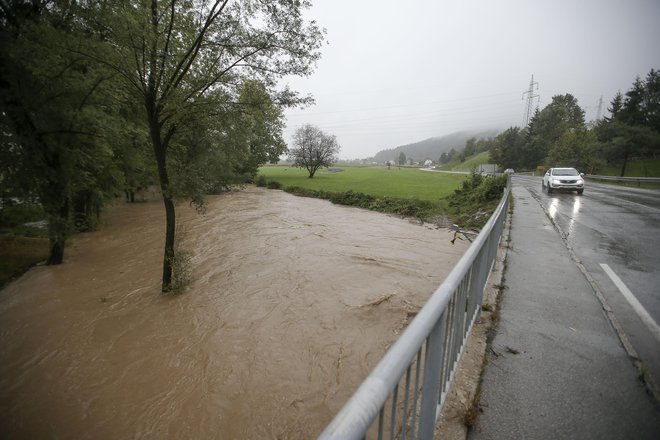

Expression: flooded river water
xmin=0 ymin=187 xmax=468 ymax=439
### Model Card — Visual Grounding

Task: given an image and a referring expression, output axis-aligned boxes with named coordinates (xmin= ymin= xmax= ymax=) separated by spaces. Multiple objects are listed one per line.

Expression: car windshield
xmin=552 ymin=168 xmax=579 ymax=176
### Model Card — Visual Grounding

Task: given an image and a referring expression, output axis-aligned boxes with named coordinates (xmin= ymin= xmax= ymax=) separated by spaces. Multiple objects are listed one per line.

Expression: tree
xmin=596 ymin=70 xmax=660 ymax=175
xmin=546 ymin=128 xmax=603 ymax=173
xmin=398 ymin=152 xmax=406 ymax=166
xmin=74 ymin=0 xmax=324 ymax=292
xmin=490 ymin=127 xmax=526 ymax=170
xmin=527 ymin=94 xmax=585 ymax=168
xmin=288 ymin=124 xmax=340 ymax=178
xmin=464 ymin=137 xmax=477 ymax=157
xmin=0 ymin=1 xmax=123 ymax=263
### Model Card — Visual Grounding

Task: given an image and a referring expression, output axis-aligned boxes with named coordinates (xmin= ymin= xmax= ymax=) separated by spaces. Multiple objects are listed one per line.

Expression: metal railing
xmin=585 ymin=174 xmax=660 ymax=186
xmin=318 ymin=182 xmax=511 ymax=440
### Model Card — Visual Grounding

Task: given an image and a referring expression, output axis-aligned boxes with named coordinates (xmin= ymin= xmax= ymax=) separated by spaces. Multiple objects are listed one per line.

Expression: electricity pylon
xmin=522 ymin=75 xmax=539 ymax=127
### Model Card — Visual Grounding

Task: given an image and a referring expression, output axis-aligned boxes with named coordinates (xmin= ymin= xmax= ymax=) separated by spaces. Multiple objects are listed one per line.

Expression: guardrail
xmin=318 ymin=181 xmax=511 ymax=440
xmin=585 ymin=175 xmax=660 ymax=186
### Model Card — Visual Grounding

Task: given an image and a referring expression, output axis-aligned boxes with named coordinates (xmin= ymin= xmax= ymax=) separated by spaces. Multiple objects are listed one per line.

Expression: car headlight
xmin=576 ymin=179 xmax=584 ymax=185
xmin=552 ymin=179 xmax=561 ymax=184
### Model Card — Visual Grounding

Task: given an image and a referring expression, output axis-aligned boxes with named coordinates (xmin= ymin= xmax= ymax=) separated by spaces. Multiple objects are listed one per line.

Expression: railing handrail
xmin=585 ymin=174 xmax=660 ymax=183
xmin=318 ymin=181 xmax=511 ymax=439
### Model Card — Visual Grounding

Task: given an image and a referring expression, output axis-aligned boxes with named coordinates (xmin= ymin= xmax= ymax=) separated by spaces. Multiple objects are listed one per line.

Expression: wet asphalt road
xmin=514 ymin=174 xmax=660 ymax=391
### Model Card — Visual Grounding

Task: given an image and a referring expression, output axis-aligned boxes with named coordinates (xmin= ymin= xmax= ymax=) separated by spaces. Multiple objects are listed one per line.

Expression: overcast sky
xmin=280 ymin=0 xmax=660 ymax=159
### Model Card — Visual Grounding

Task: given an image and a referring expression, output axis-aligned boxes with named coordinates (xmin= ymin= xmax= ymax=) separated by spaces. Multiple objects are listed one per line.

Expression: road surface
xmin=515 ymin=174 xmax=660 ymax=392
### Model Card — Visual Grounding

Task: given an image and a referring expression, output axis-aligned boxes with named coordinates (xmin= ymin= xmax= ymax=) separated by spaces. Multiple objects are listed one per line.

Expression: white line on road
xmin=600 ymin=263 xmax=660 ymax=343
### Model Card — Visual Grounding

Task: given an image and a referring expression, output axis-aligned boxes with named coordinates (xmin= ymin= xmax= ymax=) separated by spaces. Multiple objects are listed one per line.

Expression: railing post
xmin=418 ymin=311 xmax=447 ymax=439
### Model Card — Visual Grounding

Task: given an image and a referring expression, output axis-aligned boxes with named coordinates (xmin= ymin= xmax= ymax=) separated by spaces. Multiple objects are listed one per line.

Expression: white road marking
xmin=600 ymin=263 xmax=660 ymax=343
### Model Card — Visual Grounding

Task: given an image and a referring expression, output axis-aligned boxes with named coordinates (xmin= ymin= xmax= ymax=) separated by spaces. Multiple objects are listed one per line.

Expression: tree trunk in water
xmin=48 ymin=238 xmax=65 ymax=265
xmin=147 ymin=106 xmax=176 ymax=293
xmin=161 ymin=194 xmax=175 ymax=292
xmin=46 ymin=196 xmax=69 ymax=265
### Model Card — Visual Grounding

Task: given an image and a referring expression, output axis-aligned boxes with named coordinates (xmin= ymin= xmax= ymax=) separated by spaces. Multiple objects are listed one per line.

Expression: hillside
xmin=372 ymin=129 xmax=500 ymax=163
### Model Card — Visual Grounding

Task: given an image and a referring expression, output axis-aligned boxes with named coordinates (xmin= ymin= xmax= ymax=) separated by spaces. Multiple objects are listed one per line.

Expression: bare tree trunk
xmin=148 ymin=107 xmax=176 ymax=292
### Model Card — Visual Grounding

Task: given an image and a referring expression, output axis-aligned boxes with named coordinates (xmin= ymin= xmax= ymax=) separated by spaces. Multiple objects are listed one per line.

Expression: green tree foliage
xmin=528 ymin=94 xmax=585 ymax=168
xmin=72 ymin=0 xmax=324 ymax=292
xmin=546 ymin=128 xmax=603 ymax=173
xmin=398 ymin=152 xmax=407 ymax=166
xmin=490 ymin=127 xmax=526 ymax=170
xmin=596 ymin=70 xmax=660 ymax=176
xmin=230 ymin=81 xmax=288 ymax=182
xmin=288 ymin=124 xmax=340 ymax=178
xmin=0 ymin=1 xmax=123 ymax=264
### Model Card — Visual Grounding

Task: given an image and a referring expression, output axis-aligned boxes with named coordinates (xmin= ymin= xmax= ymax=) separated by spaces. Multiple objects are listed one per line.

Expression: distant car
xmin=542 ymin=167 xmax=584 ymax=195
xmin=504 ymin=168 xmax=515 ymax=174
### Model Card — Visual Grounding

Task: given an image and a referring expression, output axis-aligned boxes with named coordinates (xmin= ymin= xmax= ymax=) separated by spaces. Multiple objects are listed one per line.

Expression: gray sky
xmin=280 ymin=0 xmax=660 ymax=159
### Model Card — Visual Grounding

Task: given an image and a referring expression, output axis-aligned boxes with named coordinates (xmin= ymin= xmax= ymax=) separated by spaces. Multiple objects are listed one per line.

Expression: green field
xmin=436 ymin=151 xmax=492 ymax=172
xmin=257 ymin=165 xmax=467 ymax=201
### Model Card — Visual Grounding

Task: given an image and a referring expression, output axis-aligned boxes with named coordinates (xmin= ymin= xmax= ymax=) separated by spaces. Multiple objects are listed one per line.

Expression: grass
xmin=435 ymin=151 xmax=492 ymax=172
xmin=599 ymin=158 xmax=660 ymax=177
xmin=259 ymin=165 xmax=507 ymax=229
xmin=258 ymin=165 xmax=468 ymax=200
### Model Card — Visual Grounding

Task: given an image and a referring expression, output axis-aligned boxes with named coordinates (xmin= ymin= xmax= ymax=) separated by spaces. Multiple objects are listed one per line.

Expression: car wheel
xmin=547 ymin=185 xmax=553 ymax=194
xmin=577 ymin=189 xmax=584 ymax=195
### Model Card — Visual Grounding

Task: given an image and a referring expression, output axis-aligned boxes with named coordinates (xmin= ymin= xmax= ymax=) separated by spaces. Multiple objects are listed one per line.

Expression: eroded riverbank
xmin=0 ymin=187 xmax=469 ymax=439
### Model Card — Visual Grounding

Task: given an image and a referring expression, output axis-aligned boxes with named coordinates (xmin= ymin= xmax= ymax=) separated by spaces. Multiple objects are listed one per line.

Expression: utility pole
xmin=522 ymin=74 xmax=539 ymax=128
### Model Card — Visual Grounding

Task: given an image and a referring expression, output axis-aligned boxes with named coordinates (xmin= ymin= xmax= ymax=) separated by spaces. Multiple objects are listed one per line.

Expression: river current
xmin=0 ymin=187 xmax=468 ymax=439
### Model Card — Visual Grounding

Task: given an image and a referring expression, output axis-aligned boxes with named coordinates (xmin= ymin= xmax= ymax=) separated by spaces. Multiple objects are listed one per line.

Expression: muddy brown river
xmin=0 ymin=187 xmax=468 ymax=439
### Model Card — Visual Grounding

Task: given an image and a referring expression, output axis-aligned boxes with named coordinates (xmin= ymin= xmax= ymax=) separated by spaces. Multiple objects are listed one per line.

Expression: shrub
xmin=255 ymin=175 xmax=267 ymax=187
xmin=267 ymin=180 xmax=283 ymax=189
xmin=447 ymin=173 xmax=508 ymax=229
xmin=282 ymin=187 xmax=440 ymax=221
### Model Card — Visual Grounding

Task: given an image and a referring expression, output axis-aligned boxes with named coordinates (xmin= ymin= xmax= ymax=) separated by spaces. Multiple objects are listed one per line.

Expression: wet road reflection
xmin=514 ymin=175 xmax=660 ymax=396
xmin=0 ymin=187 xmax=469 ymax=439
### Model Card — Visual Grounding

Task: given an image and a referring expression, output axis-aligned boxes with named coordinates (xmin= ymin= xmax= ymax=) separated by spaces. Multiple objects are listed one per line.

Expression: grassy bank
xmin=258 ymin=165 xmax=467 ymax=200
xmin=599 ymin=158 xmax=660 ymax=178
xmin=258 ymin=165 xmax=507 ymax=230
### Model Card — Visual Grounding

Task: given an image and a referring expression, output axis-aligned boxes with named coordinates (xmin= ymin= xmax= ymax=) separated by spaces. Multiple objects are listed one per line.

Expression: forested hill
xmin=372 ymin=129 xmax=500 ymax=163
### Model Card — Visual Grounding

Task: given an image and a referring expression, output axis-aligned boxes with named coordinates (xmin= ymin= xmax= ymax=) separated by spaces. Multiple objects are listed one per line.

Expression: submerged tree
xmin=74 ymin=0 xmax=324 ymax=292
xmin=288 ymin=124 xmax=340 ymax=178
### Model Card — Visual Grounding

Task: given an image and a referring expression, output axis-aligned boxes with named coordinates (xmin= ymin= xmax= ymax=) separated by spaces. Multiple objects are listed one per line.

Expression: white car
xmin=542 ymin=167 xmax=584 ymax=195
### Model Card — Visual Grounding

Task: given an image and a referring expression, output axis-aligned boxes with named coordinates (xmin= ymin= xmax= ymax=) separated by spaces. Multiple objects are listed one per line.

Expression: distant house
xmin=423 ymin=160 xmax=433 ymax=167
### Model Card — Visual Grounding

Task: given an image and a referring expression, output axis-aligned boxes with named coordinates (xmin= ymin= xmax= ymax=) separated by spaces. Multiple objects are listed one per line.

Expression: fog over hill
xmin=371 ymin=129 xmax=501 ymax=163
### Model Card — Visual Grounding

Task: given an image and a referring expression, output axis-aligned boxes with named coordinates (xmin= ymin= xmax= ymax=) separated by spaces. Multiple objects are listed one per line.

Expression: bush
xmin=255 ymin=175 xmax=267 ymax=187
xmin=266 ymin=180 xmax=283 ymax=189
xmin=447 ymin=173 xmax=508 ymax=229
xmin=283 ymin=187 xmax=439 ymax=221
